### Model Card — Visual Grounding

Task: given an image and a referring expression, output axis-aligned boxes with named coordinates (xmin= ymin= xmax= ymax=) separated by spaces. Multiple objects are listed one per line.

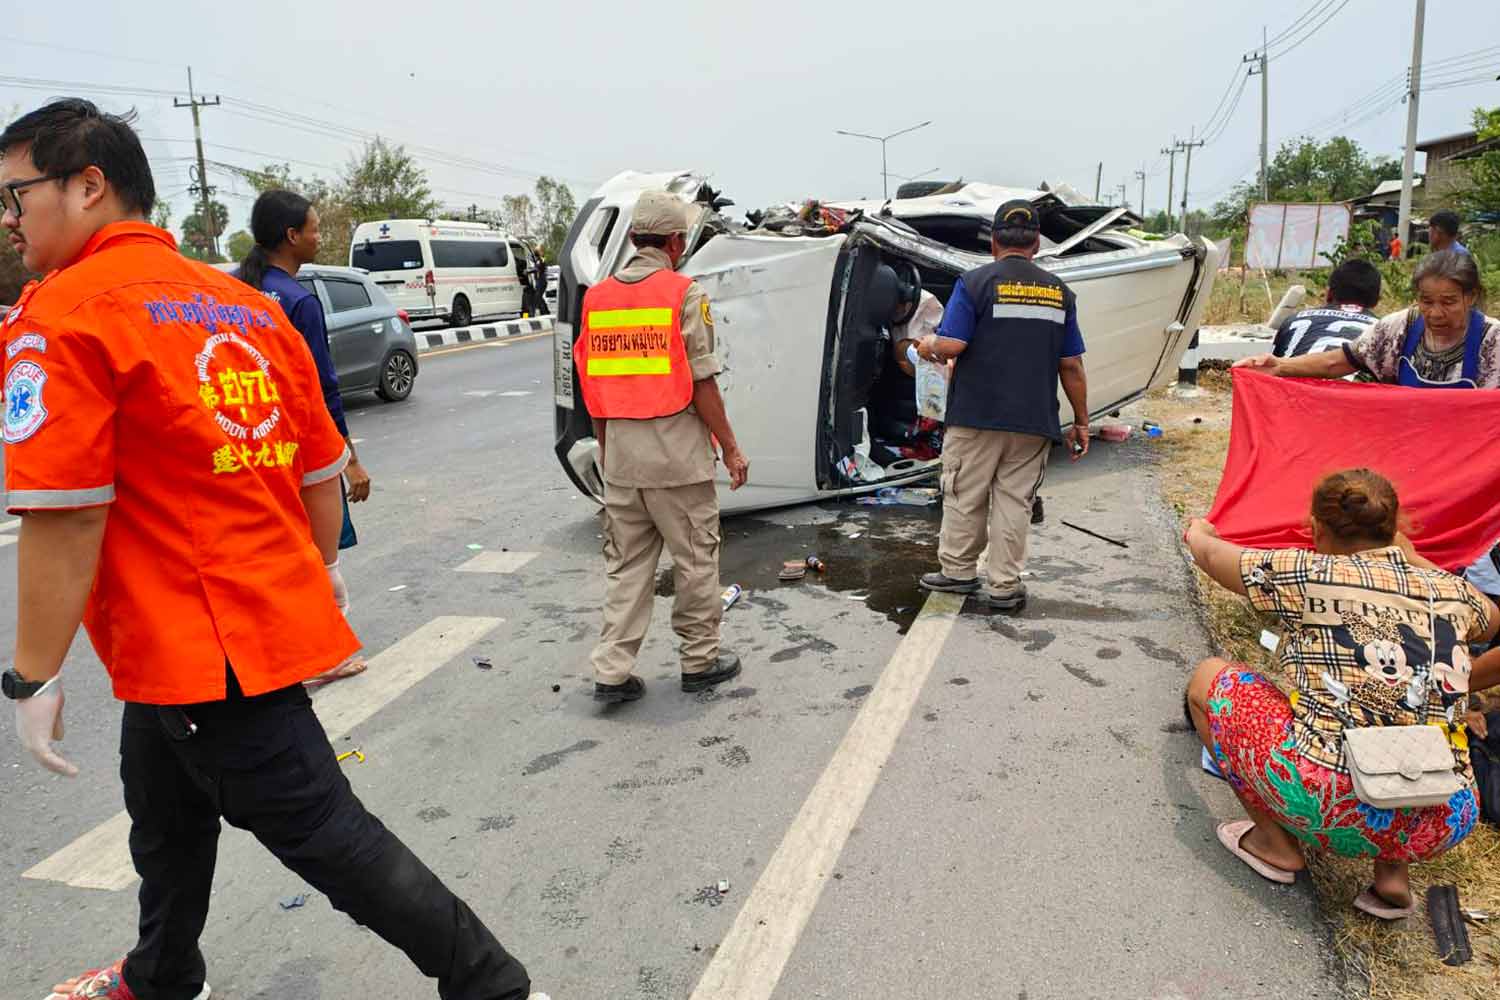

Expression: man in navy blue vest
xmin=915 ymin=199 xmax=1089 ymax=609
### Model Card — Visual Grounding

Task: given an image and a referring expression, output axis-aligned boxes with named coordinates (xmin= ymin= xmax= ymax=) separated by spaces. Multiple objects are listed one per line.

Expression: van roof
xmin=354 ymin=218 xmax=504 ymax=230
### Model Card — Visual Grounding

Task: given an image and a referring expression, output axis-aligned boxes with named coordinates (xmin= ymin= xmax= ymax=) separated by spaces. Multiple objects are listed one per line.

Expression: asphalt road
xmin=0 ymin=336 xmax=1346 ymax=1000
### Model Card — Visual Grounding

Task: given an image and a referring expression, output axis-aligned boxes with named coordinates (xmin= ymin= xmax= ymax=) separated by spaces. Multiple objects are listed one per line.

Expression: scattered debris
xmin=1462 ymin=908 xmax=1491 ymax=925
xmin=689 ymin=885 xmax=728 ymax=907
xmin=1193 ymin=417 xmax=1204 ymax=424
xmin=1060 ymin=520 xmax=1129 ymax=549
xmin=1428 ymin=884 xmax=1472 ymax=966
xmin=466 ymin=543 xmax=484 ymax=550
xmin=1142 ymin=420 xmax=1163 ymax=438
xmin=805 ymin=555 xmax=826 ymax=573
xmin=387 ymin=584 xmax=408 ymax=592
xmin=473 ymin=656 xmax=493 ymax=670
xmin=335 ymin=748 xmax=365 ymax=764
xmin=278 ymin=894 xmax=307 ymax=910
xmin=717 ymin=879 xmax=731 ymax=894
xmin=779 ymin=559 xmax=807 ymax=582
xmin=721 ymin=584 xmax=743 ymax=611
xmin=1098 ymin=424 xmax=1132 ymax=442
xmin=551 ymin=683 xmax=562 ymax=693
xmin=855 ymin=487 xmax=939 ymax=507
xmin=847 ymin=531 xmax=864 ymax=540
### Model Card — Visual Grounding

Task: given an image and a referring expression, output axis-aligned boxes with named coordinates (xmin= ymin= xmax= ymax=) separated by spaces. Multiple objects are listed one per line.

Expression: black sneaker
xmin=682 ymin=653 xmax=742 ymax=692
xmin=919 ymin=572 xmax=980 ymax=594
xmin=595 ymin=675 xmax=646 ymax=704
xmin=1031 ymin=496 xmax=1045 ymax=525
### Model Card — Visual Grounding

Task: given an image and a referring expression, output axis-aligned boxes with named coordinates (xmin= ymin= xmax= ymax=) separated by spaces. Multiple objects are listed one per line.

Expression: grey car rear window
xmin=324 ymin=279 xmax=373 ymax=313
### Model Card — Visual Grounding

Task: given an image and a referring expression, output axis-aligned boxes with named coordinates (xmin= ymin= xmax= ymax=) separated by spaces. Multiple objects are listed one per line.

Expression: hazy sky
xmin=6 ymin=1 xmax=1499 ymax=240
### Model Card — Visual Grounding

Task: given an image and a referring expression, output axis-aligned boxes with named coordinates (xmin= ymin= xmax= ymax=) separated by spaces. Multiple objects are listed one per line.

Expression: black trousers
xmin=118 ymin=676 xmax=530 ymax=1000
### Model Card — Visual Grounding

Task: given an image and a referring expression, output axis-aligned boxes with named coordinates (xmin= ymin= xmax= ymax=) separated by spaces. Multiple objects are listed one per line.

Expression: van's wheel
xmin=377 ymin=349 xmax=416 ymax=402
xmin=449 ymin=295 xmax=472 ymax=329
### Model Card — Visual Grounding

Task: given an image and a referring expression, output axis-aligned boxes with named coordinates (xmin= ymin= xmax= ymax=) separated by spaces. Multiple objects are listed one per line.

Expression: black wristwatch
xmin=2 ymin=668 xmax=47 ymax=700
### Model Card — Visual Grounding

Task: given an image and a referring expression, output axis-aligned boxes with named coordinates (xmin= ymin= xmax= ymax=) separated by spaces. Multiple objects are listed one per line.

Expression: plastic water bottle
xmin=721 ymin=584 xmax=743 ymax=611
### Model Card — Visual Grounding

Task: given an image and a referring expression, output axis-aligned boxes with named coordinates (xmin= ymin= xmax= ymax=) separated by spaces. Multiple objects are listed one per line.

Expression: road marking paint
xmin=0 ymin=519 xmax=20 ymax=531
xmin=463 ymin=390 xmax=497 ymax=398
xmin=423 ymin=331 xmax=551 ymax=358
xmin=498 ymin=390 xmax=532 ymax=397
xmin=0 ymin=535 xmax=16 ymax=549
xmin=350 ymin=438 xmax=365 ymax=445
xmin=456 ymin=550 xmax=538 ymax=574
xmin=21 ymin=615 xmax=504 ymax=891
xmin=687 ymin=591 xmax=963 ymax=1000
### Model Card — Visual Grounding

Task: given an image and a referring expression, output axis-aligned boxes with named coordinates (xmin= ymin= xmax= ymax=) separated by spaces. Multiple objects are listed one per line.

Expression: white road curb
xmin=416 ymin=316 xmax=553 ymax=354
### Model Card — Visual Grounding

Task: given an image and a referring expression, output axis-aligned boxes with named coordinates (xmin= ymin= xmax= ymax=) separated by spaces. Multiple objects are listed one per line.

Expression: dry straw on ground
xmin=1143 ymin=376 xmax=1500 ymax=999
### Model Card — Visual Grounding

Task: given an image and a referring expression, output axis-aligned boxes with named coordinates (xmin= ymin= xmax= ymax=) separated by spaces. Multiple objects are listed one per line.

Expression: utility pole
xmin=1397 ymin=0 xmax=1426 ymax=251
xmin=174 ymin=67 xmax=222 ymax=259
xmin=1160 ymin=140 xmax=1178 ymax=232
xmin=1177 ymin=133 xmax=1205 ymax=236
xmin=1134 ymin=167 xmax=1147 ymax=219
xmin=1244 ymin=28 xmax=1269 ymax=201
xmin=834 ymin=121 xmax=932 ymax=200
xmin=1117 ymin=182 xmax=1128 ymax=211
xmin=1094 ymin=162 xmax=1103 ymax=202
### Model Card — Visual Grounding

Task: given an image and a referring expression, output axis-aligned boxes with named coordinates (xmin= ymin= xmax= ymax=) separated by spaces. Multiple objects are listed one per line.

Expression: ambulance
xmin=349 ymin=219 xmax=524 ymax=328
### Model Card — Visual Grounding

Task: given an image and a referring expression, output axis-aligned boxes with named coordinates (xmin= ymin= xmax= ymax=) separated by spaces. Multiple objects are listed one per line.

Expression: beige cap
xmin=631 ymin=191 xmax=691 ymax=236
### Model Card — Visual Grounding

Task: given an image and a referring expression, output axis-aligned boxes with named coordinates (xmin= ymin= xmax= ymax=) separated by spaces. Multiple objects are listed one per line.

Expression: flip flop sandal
xmin=1216 ymin=820 xmax=1298 ymax=885
xmin=304 ymin=656 xmax=368 ymax=690
xmin=779 ymin=560 xmax=807 ymax=581
xmin=1353 ymin=886 xmax=1415 ymax=920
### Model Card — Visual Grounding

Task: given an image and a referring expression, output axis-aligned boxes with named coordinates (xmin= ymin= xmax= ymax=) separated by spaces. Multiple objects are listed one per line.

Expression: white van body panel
xmin=350 ymin=219 xmax=524 ymax=324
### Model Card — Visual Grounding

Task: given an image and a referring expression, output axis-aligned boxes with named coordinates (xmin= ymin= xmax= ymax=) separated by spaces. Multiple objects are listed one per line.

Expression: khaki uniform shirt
xmin=600 ymin=247 xmax=723 ymax=488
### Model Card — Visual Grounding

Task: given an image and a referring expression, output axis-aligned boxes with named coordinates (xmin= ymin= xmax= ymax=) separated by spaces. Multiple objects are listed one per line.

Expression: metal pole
xmin=881 ymin=141 xmax=888 ymax=200
xmin=1161 ymin=141 xmax=1177 ymax=232
xmin=1179 ymin=135 xmax=1204 ymax=236
xmin=1397 ymin=0 xmax=1426 ymax=251
xmin=1135 ymin=167 xmax=1147 ymax=219
xmin=1094 ymin=162 xmax=1103 ymax=201
xmin=1260 ymin=28 xmax=1269 ymax=200
xmin=188 ymin=69 xmax=215 ymax=258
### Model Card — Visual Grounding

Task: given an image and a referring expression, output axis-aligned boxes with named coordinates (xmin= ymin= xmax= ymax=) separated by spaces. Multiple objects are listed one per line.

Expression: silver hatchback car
xmin=294 ymin=264 xmax=420 ymax=402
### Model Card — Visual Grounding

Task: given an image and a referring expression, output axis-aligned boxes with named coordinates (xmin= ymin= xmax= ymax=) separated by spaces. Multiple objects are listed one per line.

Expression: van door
xmin=320 ymin=276 xmax=387 ymax=390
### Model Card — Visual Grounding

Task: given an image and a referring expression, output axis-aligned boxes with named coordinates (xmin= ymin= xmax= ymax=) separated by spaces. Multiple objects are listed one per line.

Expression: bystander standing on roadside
xmin=916 ymin=199 xmax=1089 ymax=609
xmin=0 ymin=98 xmax=543 ymax=1000
xmin=235 ymin=188 xmax=371 ymax=687
xmin=1428 ymin=210 xmax=1468 ymax=257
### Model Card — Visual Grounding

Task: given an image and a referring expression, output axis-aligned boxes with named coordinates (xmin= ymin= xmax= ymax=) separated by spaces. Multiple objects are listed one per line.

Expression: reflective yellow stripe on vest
xmin=584 ymin=305 xmax=677 ymax=378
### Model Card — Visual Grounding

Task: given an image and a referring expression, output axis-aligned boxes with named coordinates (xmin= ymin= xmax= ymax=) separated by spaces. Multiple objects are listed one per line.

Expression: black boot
xmin=682 ymin=653 xmax=742 ymax=692
xmin=595 ymin=675 xmax=646 ymax=704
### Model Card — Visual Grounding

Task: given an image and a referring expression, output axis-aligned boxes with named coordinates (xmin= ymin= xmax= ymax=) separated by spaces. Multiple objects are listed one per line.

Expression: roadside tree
xmin=1457 ymin=106 xmax=1500 ymax=218
xmin=342 ymin=138 xmax=438 ymax=224
xmin=181 ymin=200 xmax=230 ymax=262
xmin=534 ymin=176 xmax=577 ymax=261
xmin=225 ymin=230 xmax=255 ymax=263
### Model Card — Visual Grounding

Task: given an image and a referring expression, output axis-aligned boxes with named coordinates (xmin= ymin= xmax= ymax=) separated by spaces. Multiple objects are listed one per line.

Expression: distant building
xmin=1350 ymin=178 xmax=1422 ymax=229
xmin=1417 ymin=129 xmax=1500 ymax=206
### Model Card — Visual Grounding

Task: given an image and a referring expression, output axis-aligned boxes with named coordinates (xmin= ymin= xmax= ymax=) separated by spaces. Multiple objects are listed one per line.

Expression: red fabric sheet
xmin=1205 ymin=370 xmax=1500 ymax=571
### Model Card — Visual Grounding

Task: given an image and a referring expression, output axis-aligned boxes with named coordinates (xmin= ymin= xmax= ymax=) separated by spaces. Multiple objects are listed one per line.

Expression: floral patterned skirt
xmin=1206 ymin=665 xmax=1477 ymax=862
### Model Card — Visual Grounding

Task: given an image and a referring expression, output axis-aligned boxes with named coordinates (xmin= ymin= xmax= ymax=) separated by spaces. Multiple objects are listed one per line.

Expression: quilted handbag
xmin=1343 ymin=724 xmax=1464 ymax=810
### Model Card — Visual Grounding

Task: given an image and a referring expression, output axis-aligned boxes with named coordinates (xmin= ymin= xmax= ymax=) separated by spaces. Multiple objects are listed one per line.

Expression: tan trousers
xmin=938 ymin=427 xmax=1050 ymax=592
xmin=590 ymin=480 xmax=722 ymax=684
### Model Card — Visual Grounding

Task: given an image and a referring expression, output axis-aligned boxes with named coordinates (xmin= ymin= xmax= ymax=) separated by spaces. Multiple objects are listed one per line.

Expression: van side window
xmin=595 ymin=209 xmax=619 ymax=256
xmin=430 ymin=240 xmax=510 ymax=269
xmin=325 ymin=279 xmax=373 ymax=313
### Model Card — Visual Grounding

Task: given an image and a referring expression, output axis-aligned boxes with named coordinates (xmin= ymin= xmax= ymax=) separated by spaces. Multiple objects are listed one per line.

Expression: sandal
xmin=778 ymin=560 xmax=807 ymax=581
xmin=1216 ymin=820 xmax=1298 ymax=885
xmin=1353 ymin=886 xmax=1415 ymax=920
xmin=304 ymin=655 xmax=368 ymax=690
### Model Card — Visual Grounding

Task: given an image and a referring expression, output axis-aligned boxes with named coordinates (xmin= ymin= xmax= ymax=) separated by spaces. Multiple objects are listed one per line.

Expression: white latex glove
xmin=327 ymin=559 xmax=350 ymax=616
xmin=16 ymin=676 xmax=78 ymax=777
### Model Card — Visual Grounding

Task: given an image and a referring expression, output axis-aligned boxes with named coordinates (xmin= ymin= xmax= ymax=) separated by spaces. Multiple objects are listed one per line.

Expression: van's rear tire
xmin=377 ymin=349 xmax=417 ymax=402
xmin=449 ymin=295 xmax=472 ymax=329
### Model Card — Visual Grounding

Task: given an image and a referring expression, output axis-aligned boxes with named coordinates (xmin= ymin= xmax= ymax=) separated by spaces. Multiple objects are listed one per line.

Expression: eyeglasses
xmin=0 ymin=172 xmax=73 ymax=219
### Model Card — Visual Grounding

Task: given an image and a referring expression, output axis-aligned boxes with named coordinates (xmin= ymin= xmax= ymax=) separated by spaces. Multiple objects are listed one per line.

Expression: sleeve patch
xmin=6 ymin=332 xmax=47 ymax=360
xmin=3 ymin=360 xmax=49 ymax=443
xmin=700 ymin=299 xmax=714 ymax=327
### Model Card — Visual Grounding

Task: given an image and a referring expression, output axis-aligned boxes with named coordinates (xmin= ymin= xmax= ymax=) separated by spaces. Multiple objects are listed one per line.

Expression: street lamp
xmin=889 ymin=167 xmax=942 ymax=182
xmin=835 ymin=121 xmax=933 ymax=200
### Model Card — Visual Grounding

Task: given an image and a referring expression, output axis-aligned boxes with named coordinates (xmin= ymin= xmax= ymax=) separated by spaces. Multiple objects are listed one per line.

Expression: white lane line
xmin=497 ymin=390 xmax=532 ymax=397
xmin=0 ymin=535 xmax=16 ymax=549
xmin=688 ymin=592 xmax=963 ymax=1000
xmin=455 ymin=550 xmax=538 ymax=574
xmin=21 ymin=615 xmax=503 ymax=891
xmin=463 ymin=390 xmax=497 ymax=398
xmin=0 ymin=519 xmax=20 ymax=532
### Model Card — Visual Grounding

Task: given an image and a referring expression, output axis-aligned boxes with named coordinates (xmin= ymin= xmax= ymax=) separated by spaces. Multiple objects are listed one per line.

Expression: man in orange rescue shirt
xmin=1 ymin=100 xmax=539 ymax=1000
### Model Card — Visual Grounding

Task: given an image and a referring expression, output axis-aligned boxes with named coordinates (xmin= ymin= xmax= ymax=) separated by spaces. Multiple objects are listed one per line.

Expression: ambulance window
xmin=431 ymin=240 xmax=509 ymax=269
xmin=324 ymin=279 xmax=372 ymax=313
xmin=351 ymin=239 xmax=423 ymax=271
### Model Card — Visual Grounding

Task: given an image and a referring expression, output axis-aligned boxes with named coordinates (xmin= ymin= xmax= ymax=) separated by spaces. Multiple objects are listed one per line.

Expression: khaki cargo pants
xmin=590 ymin=480 xmax=722 ymax=685
xmin=938 ymin=427 xmax=1050 ymax=593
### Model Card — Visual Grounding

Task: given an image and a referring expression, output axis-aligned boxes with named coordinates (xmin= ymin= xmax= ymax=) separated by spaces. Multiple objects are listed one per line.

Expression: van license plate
xmin=554 ymin=322 xmax=574 ymax=409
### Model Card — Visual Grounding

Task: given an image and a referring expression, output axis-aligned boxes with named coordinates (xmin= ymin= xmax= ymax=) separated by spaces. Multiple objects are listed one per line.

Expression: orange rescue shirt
xmin=2 ymin=222 xmax=359 ymax=704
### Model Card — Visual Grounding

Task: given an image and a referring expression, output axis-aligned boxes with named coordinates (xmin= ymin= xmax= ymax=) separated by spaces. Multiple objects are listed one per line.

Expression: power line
xmin=1264 ymin=0 xmax=1337 ymax=49
xmin=1268 ymin=0 xmax=1353 ymax=63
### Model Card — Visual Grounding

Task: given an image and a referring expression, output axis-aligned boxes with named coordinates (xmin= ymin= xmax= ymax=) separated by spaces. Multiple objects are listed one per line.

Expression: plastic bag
xmin=914 ymin=358 xmax=948 ymax=421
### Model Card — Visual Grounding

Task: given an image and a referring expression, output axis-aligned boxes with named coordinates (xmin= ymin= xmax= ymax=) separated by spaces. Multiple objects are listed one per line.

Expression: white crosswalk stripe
xmin=455 ymin=550 xmax=538 ymax=574
xmin=21 ymin=615 xmax=503 ymax=891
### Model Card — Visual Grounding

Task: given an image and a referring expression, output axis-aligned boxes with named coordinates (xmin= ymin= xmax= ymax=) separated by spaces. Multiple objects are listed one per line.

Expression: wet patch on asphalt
xmin=523 ymin=738 xmax=601 ymax=776
xmin=1064 ymin=664 xmax=1108 ymax=687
